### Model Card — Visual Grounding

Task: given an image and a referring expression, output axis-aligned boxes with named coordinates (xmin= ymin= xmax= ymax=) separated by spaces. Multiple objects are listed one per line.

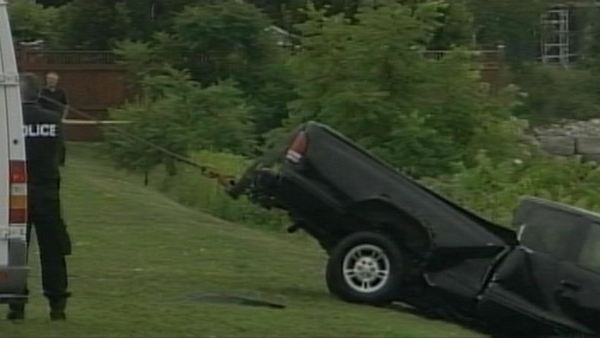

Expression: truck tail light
xmin=9 ymin=160 xmax=27 ymax=224
xmin=286 ymin=131 xmax=308 ymax=163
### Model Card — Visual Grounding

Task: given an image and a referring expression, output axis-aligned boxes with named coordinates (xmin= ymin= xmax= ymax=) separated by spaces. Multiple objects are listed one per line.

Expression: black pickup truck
xmin=229 ymin=122 xmax=600 ymax=336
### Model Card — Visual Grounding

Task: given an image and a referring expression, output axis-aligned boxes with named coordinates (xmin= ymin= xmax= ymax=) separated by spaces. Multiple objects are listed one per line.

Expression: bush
xmin=59 ymin=0 xmax=130 ymax=49
xmin=107 ymin=67 xmax=256 ymax=177
xmin=516 ymin=65 xmax=600 ymax=124
xmin=424 ymin=152 xmax=600 ymax=226
xmin=114 ymin=0 xmax=295 ymax=138
xmin=8 ymin=0 xmax=62 ymax=45
xmin=148 ymin=150 xmax=288 ymax=231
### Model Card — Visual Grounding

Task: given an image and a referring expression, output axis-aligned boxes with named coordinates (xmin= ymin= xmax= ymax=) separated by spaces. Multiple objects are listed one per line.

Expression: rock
xmin=520 ymin=134 xmax=540 ymax=147
xmin=534 ymin=118 xmax=600 ymax=139
xmin=538 ymin=136 xmax=576 ymax=156
xmin=536 ymin=129 xmax=566 ymax=137
xmin=576 ymin=137 xmax=600 ymax=155
xmin=582 ymin=153 xmax=600 ymax=164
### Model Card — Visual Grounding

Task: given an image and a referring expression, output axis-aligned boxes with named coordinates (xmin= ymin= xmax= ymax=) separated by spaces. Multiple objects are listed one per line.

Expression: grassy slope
xmin=3 ymin=144 xmax=485 ymax=338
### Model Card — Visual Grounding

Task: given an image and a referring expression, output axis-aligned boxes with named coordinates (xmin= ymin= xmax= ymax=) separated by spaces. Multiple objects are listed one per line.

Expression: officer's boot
xmin=6 ymin=303 xmax=25 ymax=321
xmin=49 ymin=298 xmax=67 ymax=321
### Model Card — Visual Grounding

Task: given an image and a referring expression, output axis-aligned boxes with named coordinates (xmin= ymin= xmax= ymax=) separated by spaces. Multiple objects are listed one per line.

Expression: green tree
xmin=578 ymin=7 xmax=600 ymax=68
xmin=514 ymin=65 xmax=600 ymax=123
xmin=428 ymin=0 xmax=473 ymax=49
xmin=426 ymin=151 xmax=600 ymax=225
xmin=8 ymin=0 xmax=62 ymax=45
xmin=36 ymin=0 xmax=71 ymax=7
xmin=116 ymin=0 xmax=296 ymax=139
xmin=467 ymin=0 xmax=549 ymax=64
xmin=166 ymin=1 xmax=272 ymax=84
xmin=239 ymin=0 xmax=298 ymax=29
xmin=108 ymin=67 xmax=256 ymax=177
xmin=279 ymin=2 xmax=524 ymax=177
xmin=248 ymin=0 xmax=359 ymax=28
xmin=250 ymin=0 xmax=474 ymax=49
xmin=60 ymin=0 xmax=129 ymax=49
xmin=118 ymin=0 xmax=210 ymax=41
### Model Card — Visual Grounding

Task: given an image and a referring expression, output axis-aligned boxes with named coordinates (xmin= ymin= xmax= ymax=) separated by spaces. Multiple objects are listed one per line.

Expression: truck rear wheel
xmin=326 ymin=232 xmax=405 ymax=305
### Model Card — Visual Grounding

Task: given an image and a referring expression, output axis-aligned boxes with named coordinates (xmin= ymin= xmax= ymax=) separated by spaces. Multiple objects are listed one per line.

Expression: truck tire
xmin=326 ymin=231 xmax=406 ymax=305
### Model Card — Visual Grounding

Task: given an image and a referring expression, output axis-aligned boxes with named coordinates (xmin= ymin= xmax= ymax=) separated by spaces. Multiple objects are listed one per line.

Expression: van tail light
xmin=9 ymin=160 xmax=27 ymax=224
xmin=286 ymin=131 xmax=308 ymax=163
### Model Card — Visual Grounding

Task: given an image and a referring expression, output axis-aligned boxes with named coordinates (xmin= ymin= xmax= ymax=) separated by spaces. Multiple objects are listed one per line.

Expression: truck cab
xmin=478 ymin=197 xmax=600 ymax=335
xmin=0 ymin=0 xmax=29 ymax=306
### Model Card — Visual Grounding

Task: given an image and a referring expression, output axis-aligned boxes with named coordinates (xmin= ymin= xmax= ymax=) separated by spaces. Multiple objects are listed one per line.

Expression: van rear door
xmin=0 ymin=0 xmax=29 ymax=304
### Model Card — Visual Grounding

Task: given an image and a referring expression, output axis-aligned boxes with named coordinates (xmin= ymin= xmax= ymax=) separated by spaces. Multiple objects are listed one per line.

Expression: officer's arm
xmin=61 ymin=92 xmax=69 ymax=120
xmin=57 ymin=117 xmax=66 ymax=166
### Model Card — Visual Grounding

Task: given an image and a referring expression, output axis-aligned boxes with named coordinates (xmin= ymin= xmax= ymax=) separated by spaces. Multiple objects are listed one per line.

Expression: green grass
xmin=148 ymin=150 xmax=289 ymax=231
xmin=3 ymin=144 xmax=486 ymax=338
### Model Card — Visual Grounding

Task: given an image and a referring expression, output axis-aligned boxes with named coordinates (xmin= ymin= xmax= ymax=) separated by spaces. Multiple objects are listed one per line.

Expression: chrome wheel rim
xmin=342 ymin=244 xmax=390 ymax=293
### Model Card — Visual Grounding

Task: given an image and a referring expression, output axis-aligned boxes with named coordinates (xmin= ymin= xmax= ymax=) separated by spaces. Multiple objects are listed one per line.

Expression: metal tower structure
xmin=541 ymin=5 xmax=573 ymax=67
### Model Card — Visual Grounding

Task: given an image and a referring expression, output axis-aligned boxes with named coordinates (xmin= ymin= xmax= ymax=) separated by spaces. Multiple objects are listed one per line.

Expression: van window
xmin=578 ymin=225 xmax=600 ymax=274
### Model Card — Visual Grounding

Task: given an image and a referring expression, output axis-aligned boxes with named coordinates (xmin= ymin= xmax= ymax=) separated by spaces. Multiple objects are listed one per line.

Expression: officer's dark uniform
xmin=39 ymin=87 xmax=68 ymax=115
xmin=8 ymin=102 xmax=71 ymax=320
xmin=38 ymin=87 xmax=68 ymax=165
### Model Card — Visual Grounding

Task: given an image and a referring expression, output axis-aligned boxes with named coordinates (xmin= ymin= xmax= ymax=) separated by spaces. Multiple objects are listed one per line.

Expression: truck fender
xmin=349 ymin=198 xmax=433 ymax=257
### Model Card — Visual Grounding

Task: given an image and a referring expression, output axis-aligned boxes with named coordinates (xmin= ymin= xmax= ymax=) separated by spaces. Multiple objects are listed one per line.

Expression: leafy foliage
xmin=577 ymin=7 xmax=600 ymax=74
xmin=278 ymin=2 xmax=524 ymax=177
xmin=515 ymin=65 xmax=600 ymax=123
xmin=107 ymin=67 xmax=255 ymax=176
xmin=7 ymin=0 xmax=62 ymax=45
xmin=60 ymin=0 xmax=130 ymax=49
xmin=36 ymin=0 xmax=71 ymax=6
xmin=117 ymin=0 xmax=204 ymax=41
xmin=426 ymin=152 xmax=600 ymax=225
xmin=467 ymin=0 xmax=548 ymax=64
xmin=115 ymin=0 xmax=295 ymax=139
xmin=136 ymin=0 xmax=272 ymax=86
xmin=428 ymin=0 xmax=474 ymax=50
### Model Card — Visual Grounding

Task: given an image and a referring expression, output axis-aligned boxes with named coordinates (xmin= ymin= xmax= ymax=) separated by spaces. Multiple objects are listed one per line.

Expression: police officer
xmin=7 ymin=73 xmax=71 ymax=321
xmin=38 ymin=71 xmax=68 ymax=165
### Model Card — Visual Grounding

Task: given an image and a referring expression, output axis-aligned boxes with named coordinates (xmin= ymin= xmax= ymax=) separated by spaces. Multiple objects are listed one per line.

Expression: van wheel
xmin=326 ymin=232 xmax=405 ymax=305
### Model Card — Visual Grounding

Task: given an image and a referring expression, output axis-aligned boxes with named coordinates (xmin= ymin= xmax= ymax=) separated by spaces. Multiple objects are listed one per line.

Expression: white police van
xmin=0 ymin=0 xmax=29 ymax=305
